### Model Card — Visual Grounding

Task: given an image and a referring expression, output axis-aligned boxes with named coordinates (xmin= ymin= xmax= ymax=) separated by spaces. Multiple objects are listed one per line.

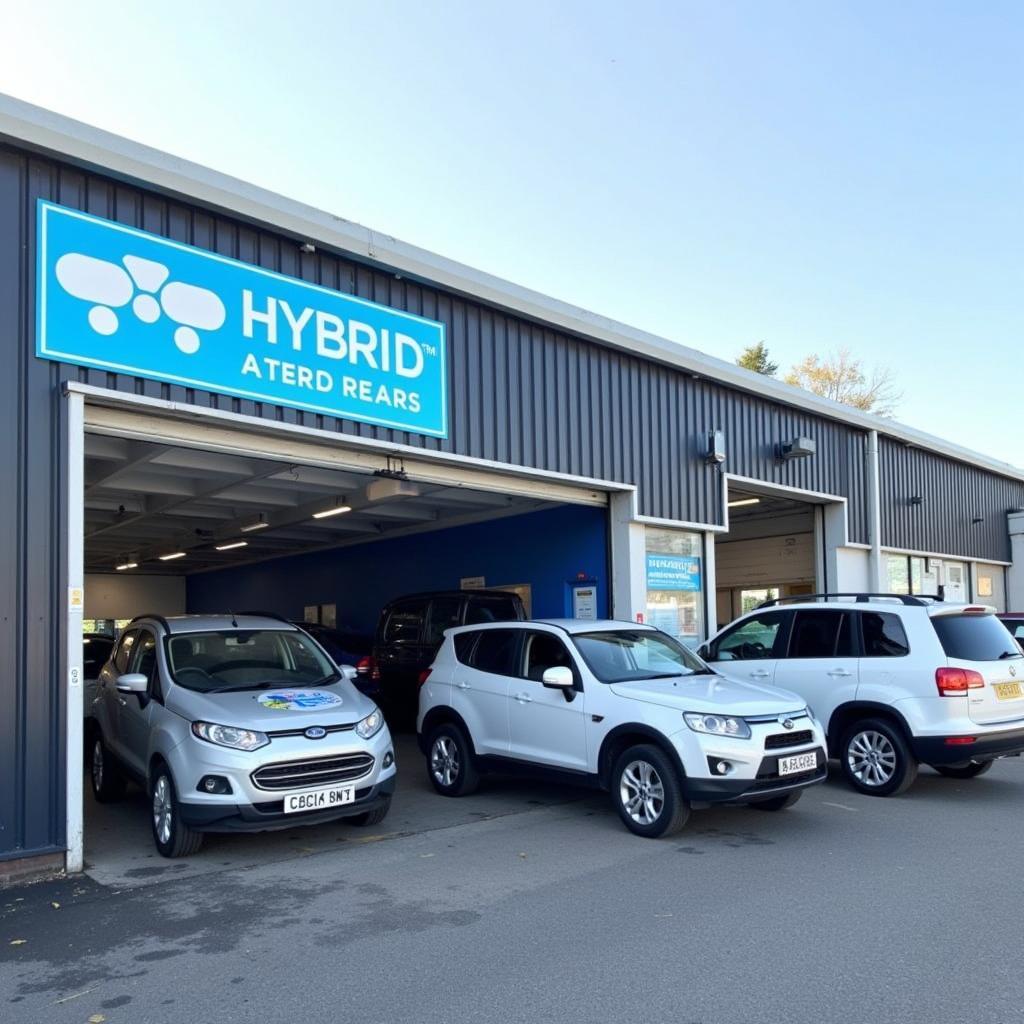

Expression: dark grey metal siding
xmin=0 ymin=149 xmax=67 ymax=861
xmin=879 ymin=439 xmax=1024 ymax=562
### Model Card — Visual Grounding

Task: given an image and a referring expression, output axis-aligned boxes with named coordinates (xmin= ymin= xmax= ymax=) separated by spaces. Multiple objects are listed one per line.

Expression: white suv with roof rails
xmin=699 ymin=593 xmax=1024 ymax=796
xmin=417 ymin=619 xmax=827 ymax=838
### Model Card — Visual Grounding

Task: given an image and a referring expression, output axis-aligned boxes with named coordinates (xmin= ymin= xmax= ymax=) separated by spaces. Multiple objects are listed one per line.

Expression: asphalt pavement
xmin=2 ymin=753 xmax=1023 ymax=1024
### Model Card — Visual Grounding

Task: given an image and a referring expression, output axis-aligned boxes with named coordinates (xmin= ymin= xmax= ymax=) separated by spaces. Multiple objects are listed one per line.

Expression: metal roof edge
xmin=3 ymin=92 xmax=1022 ymax=484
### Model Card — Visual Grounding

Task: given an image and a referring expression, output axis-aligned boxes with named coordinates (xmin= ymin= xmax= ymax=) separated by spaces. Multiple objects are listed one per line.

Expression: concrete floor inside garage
xmin=80 ymin=430 xmax=611 ymax=877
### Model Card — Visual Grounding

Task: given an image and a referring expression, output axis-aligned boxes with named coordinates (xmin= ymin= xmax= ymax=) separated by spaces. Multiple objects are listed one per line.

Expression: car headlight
xmin=683 ymin=712 xmax=752 ymax=739
xmin=355 ymin=710 xmax=384 ymax=740
xmin=191 ymin=721 xmax=269 ymax=751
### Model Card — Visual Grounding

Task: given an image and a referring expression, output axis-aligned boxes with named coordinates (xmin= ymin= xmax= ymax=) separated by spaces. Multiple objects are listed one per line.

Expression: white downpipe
xmin=866 ymin=430 xmax=883 ymax=591
xmin=65 ymin=390 xmax=85 ymax=874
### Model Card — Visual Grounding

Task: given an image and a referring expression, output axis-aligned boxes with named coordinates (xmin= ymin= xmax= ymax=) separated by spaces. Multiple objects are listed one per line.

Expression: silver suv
xmin=89 ymin=614 xmax=396 ymax=857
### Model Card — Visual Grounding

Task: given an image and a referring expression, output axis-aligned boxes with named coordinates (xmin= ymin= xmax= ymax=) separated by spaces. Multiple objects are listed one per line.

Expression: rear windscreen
xmin=931 ymin=614 xmax=1022 ymax=662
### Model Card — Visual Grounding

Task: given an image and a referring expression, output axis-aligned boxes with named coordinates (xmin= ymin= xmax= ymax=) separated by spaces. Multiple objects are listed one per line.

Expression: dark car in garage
xmin=293 ymin=622 xmax=377 ymax=696
xmin=369 ymin=589 xmax=526 ymax=722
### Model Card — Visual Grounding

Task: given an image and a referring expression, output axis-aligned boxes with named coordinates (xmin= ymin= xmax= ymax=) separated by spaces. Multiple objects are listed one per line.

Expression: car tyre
xmin=933 ymin=760 xmax=995 ymax=779
xmin=150 ymin=765 xmax=204 ymax=858
xmin=748 ymin=790 xmax=803 ymax=812
xmin=426 ymin=722 xmax=480 ymax=797
xmin=346 ymin=796 xmax=392 ymax=827
xmin=840 ymin=718 xmax=918 ymax=797
xmin=89 ymin=733 xmax=126 ymax=803
xmin=611 ymin=744 xmax=690 ymax=838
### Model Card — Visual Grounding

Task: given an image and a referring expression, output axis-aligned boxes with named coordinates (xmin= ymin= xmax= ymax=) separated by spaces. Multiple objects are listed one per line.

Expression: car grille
xmin=765 ymin=730 xmax=814 ymax=750
xmin=266 ymin=723 xmax=356 ymax=739
xmin=251 ymin=753 xmax=375 ymax=791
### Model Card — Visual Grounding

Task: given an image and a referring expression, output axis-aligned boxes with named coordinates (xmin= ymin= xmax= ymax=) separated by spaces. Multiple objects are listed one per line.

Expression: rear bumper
xmin=911 ymin=728 xmax=1024 ymax=766
xmin=684 ymin=748 xmax=828 ymax=805
xmin=178 ymin=776 xmax=396 ymax=833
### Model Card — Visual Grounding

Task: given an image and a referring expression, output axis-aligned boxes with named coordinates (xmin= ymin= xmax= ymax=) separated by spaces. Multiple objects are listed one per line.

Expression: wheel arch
xmin=418 ymin=705 xmax=477 ymax=757
xmin=828 ymin=702 xmax=913 ymax=751
xmin=597 ymin=724 xmax=685 ymax=791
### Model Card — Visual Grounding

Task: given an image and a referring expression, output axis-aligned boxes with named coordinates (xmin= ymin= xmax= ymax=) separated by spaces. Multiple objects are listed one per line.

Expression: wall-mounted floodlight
xmin=706 ymin=430 xmax=726 ymax=465
xmin=909 ymin=495 xmax=924 ymax=506
xmin=781 ymin=437 xmax=817 ymax=460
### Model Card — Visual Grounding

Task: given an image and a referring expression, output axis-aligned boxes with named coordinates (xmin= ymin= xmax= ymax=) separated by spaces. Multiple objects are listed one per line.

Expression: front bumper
xmin=684 ymin=748 xmax=828 ymax=804
xmin=179 ymin=776 xmax=396 ymax=833
xmin=911 ymin=727 xmax=1024 ymax=767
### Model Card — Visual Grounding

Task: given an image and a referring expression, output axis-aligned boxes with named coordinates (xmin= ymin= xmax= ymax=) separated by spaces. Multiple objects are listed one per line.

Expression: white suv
xmin=699 ymin=594 xmax=1024 ymax=796
xmin=417 ymin=620 xmax=827 ymax=838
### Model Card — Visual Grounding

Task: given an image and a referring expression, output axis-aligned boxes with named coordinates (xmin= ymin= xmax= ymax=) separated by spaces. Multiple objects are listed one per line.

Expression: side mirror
xmin=340 ymin=665 xmax=358 ymax=681
xmin=116 ymin=673 xmax=148 ymax=694
xmin=541 ymin=666 xmax=574 ymax=690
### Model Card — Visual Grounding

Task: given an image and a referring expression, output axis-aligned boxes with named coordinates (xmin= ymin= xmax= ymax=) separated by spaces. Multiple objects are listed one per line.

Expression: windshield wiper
xmin=998 ymin=651 xmax=1023 ymax=660
xmin=204 ymin=682 xmax=280 ymax=694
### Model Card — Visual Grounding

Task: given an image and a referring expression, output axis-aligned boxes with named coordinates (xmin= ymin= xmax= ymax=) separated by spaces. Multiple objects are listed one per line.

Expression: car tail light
xmin=935 ymin=667 xmax=985 ymax=696
xmin=418 ymin=669 xmax=432 ymax=687
xmin=356 ymin=656 xmax=372 ymax=676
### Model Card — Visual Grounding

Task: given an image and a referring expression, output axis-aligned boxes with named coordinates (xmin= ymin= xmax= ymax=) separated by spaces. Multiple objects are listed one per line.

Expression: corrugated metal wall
xmin=0 ymin=140 xmax=1018 ymax=861
xmin=879 ymin=439 xmax=1024 ymax=562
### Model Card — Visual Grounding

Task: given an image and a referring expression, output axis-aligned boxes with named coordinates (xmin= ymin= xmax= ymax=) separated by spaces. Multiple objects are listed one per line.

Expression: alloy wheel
xmin=620 ymin=760 xmax=665 ymax=825
xmin=153 ymin=775 xmax=173 ymax=845
xmin=847 ymin=730 xmax=898 ymax=787
xmin=431 ymin=736 xmax=459 ymax=788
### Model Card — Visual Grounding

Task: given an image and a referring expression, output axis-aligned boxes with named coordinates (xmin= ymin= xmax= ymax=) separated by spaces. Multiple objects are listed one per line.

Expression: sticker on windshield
xmin=256 ymin=690 xmax=343 ymax=711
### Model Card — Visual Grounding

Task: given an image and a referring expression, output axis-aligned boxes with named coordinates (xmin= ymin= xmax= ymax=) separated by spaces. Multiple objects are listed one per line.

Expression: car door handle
xmin=456 ymin=681 xmax=471 ymax=690
xmin=749 ymin=670 xmax=771 ymax=679
xmin=828 ymin=669 xmax=852 ymax=678
xmin=514 ymin=692 xmax=533 ymax=704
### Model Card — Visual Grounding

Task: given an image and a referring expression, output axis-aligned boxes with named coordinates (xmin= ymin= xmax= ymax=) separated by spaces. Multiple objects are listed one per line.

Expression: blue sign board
xmin=646 ymin=553 xmax=702 ymax=592
xmin=36 ymin=201 xmax=448 ymax=437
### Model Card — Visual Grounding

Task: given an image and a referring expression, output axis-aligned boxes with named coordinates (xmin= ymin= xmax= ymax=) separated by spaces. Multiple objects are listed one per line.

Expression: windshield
xmin=166 ymin=629 xmax=339 ymax=693
xmin=573 ymin=629 xmax=710 ymax=683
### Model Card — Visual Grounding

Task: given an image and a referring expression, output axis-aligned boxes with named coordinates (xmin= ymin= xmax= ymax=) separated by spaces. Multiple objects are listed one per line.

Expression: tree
xmin=784 ymin=348 xmax=901 ymax=416
xmin=736 ymin=341 xmax=778 ymax=376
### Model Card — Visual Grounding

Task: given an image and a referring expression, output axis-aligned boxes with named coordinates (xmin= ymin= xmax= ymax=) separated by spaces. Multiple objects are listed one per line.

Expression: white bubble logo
xmin=54 ymin=251 xmax=226 ymax=354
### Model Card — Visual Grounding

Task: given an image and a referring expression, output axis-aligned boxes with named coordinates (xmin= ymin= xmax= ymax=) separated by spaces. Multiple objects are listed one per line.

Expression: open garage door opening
xmin=715 ymin=485 xmax=831 ymax=628
xmin=77 ymin=417 xmax=611 ymax=878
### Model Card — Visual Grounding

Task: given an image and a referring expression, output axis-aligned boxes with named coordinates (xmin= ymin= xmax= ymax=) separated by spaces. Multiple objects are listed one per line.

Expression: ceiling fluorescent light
xmin=728 ymin=497 xmax=761 ymax=508
xmin=240 ymin=516 xmax=270 ymax=533
xmin=115 ymin=562 xmax=138 ymax=571
xmin=215 ymin=541 xmax=248 ymax=552
xmin=312 ymin=504 xmax=353 ymax=520
xmin=159 ymin=551 xmax=187 ymax=561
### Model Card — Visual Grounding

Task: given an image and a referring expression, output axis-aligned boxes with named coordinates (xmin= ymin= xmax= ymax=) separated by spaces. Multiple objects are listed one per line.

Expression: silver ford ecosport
xmin=89 ymin=614 xmax=396 ymax=857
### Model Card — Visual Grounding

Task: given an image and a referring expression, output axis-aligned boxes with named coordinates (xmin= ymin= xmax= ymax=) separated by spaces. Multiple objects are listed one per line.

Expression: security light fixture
xmin=781 ymin=437 xmax=817 ymax=460
xmin=299 ymin=242 xmax=316 ymax=254
xmin=215 ymin=541 xmax=249 ymax=551
xmin=240 ymin=515 xmax=270 ymax=533
xmin=312 ymin=503 xmax=353 ymax=520
xmin=115 ymin=562 xmax=138 ymax=571
xmin=972 ymin=514 xmax=984 ymax=524
xmin=159 ymin=552 xmax=187 ymax=561
xmin=909 ymin=495 xmax=924 ymax=506
xmin=728 ymin=497 xmax=761 ymax=509
xmin=706 ymin=429 xmax=726 ymax=465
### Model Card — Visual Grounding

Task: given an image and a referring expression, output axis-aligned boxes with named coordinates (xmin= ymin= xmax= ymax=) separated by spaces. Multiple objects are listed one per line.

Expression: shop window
xmin=886 ymin=555 xmax=910 ymax=595
xmin=740 ymin=588 xmax=779 ymax=615
xmin=645 ymin=528 xmax=704 ymax=646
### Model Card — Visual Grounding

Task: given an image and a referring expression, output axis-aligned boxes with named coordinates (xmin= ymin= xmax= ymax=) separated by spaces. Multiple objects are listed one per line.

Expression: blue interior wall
xmin=185 ymin=505 xmax=608 ymax=633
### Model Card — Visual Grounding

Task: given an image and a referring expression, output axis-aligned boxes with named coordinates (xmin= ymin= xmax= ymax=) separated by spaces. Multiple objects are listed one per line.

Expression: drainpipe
xmin=866 ymin=430 xmax=883 ymax=591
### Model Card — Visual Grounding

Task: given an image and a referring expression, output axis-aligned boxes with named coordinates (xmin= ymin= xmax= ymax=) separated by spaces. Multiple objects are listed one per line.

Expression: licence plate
xmin=993 ymin=681 xmax=1023 ymax=701
xmin=284 ymin=785 xmax=355 ymax=814
xmin=778 ymin=752 xmax=818 ymax=776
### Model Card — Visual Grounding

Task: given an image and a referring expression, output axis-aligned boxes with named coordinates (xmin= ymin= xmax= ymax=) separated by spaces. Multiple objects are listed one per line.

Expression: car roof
xmin=729 ymin=599 xmax=995 ymax=619
xmin=131 ymin=614 xmax=299 ymax=635
xmin=446 ymin=618 xmax=654 ymax=635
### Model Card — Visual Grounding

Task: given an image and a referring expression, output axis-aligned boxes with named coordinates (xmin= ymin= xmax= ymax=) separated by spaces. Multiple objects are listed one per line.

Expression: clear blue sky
xmin=2 ymin=1 xmax=1020 ymax=465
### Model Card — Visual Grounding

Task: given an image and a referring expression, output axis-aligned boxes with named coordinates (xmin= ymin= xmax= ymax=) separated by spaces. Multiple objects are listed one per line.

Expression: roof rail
xmin=757 ymin=593 xmax=931 ymax=609
xmin=236 ymin=610 xmax=294 ymax=625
